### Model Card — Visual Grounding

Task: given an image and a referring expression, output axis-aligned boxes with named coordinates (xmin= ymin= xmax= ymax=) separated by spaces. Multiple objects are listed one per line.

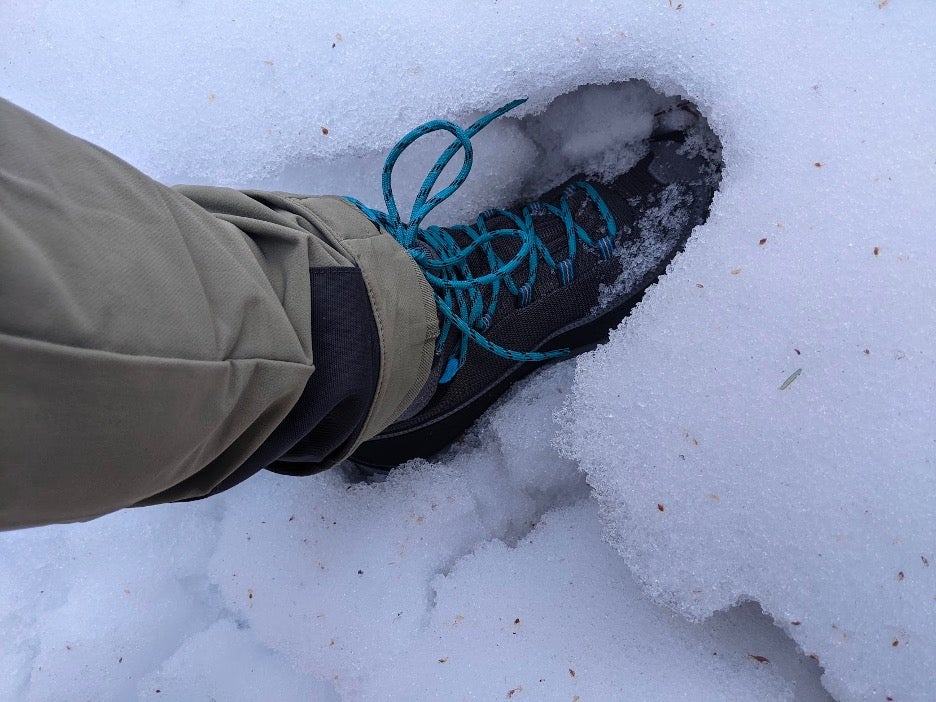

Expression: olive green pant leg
xmin=0 ymin=99 xmax=436 ymax=530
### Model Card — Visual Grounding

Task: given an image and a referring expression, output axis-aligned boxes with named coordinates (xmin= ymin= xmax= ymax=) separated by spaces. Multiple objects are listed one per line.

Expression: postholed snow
xmin=2 ymin=1 xmax=934 ymax=700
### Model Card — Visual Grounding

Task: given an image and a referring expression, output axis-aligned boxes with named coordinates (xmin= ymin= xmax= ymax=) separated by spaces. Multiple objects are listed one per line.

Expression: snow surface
xmin=2 ymin=1 xmax=935 ymax=700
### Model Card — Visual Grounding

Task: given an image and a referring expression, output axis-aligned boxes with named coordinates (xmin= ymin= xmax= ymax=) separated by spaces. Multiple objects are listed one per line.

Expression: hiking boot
xmin=346 ymin=98 xmax=721 ymax=471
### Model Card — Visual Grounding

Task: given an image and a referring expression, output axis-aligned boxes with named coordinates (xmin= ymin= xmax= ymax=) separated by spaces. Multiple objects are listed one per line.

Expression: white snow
xmin=2 ymin=1 xmax=934 ymax=700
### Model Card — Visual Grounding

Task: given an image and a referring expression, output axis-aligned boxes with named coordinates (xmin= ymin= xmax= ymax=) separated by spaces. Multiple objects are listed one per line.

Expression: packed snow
xmin=2 ymin=1 xmax=934 ymax=700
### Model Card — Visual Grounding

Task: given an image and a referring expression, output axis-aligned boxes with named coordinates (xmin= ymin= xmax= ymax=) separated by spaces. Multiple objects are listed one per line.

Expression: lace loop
xmin=346 ymin=100 xmax=620 ymax=382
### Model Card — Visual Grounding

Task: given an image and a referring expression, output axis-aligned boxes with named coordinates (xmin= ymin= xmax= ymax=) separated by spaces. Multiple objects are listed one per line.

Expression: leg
xmin=0 ymin=99 xmax=437 ymax=530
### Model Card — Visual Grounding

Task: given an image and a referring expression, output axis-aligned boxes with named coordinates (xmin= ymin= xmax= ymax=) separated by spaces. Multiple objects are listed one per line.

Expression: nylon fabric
xmin=0 ymin=98 xmax=438 ymax=529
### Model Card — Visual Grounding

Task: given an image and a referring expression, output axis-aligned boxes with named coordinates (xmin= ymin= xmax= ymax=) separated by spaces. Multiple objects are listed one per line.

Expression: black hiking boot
xmin=346 ymin=99 xmax=721 ymax=472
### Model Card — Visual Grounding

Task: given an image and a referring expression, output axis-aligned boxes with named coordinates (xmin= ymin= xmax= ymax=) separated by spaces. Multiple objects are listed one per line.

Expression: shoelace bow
xmin=346 ymin=99 xmax=620 ymax=383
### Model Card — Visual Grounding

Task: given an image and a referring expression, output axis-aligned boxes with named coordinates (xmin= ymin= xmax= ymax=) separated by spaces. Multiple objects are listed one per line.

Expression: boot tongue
xmin=395 ymin=343 xmax=449 ymax=422
xmin=466 ymin=186 xmax=611 ymax=302
xmin=396 ymin=237 xmax=462 ymax=414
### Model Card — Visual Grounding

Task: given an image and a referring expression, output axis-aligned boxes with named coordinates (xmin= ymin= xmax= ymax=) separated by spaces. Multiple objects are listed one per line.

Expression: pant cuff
xmin=290 ymin=196 xmax=439 ymax=451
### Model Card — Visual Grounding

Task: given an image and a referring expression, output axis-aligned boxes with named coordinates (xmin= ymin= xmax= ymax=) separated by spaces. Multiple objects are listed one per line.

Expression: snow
xmin=2 ymin=1 xmax=934 ymax=700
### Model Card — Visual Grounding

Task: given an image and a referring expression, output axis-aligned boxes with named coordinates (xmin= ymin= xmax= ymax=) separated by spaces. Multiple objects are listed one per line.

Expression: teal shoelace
xmin=346 ymin=99 xmax=620 ymax=383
